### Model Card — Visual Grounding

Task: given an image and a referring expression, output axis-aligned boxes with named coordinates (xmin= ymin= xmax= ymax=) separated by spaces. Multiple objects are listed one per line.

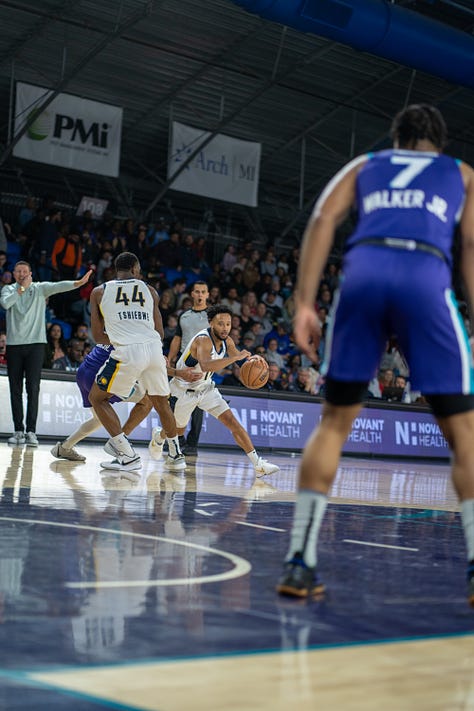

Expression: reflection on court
xmin=0 ymin=442 xmax=472 ymax=710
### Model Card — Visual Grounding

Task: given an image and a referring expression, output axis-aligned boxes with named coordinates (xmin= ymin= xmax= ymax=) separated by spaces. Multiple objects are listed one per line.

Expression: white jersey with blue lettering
xmin=174 ymin=327 xmax=226 ymax=391
xmin=99 ymin=278 xmax=160 ymax=347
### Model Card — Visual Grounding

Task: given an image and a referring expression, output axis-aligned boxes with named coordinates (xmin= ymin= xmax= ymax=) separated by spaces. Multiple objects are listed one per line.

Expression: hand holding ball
xmin=239 ymin=355 xmax=269 ymax=389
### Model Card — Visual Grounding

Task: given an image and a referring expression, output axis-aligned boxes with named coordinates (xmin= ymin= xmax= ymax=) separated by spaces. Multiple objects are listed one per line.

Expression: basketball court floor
xmin=0 ymin=440 xmax=473 ymax=710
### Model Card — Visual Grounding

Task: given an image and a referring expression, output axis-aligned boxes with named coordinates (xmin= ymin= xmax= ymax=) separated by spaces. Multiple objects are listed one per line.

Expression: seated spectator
xmin=181 ymin=233 xmax=200 ymax=274
xmin=73 ymin=322 xmax=92 ymax=345
xmin=239 ymin=302 xmax=255 ymax=331
xmin=254 ymin=302 xmax=273 ymax=336
xmin=317 ymin=285 xmax=333 ymax=311
xmin=208 ymin=285 xmax=222 ymax=305
xmin=220 ymin=244 xmax=238 ymax=274
xmin=157 ymin=230 xmax=182 ymax=270
xmin=43 ymin=323 xmax=68 ymax=368
xmin=242 ymin=250 xmax=260 ymax=290
xmin=160 ymin=277 xmax=187 ymax=313
xmin=242 ymin=331 xmax=257 ymax=353
xmin=227 ymin=268 xmax=246 ymax=297
xmin=241 ymin=289 xmax=258 ymax=316
xmin=289 ymin=366 xmax=320 ymax=395
xmin=0 ymin=330 xmax=7 ymax=366
xmin=158 ymin=288 xmax=175 ymax=324
xmin=264 ymin=319 xmax=295 ymax=356
xmin=261 ymin=290 xmax=283 ymax=321
xmin=282 ymin=291 xmax=296 ymax=323
xmin=51 ymin=338 xmax=85 ymax=372
xmin=265 ymin=337 xmax=287 ymax=370
xmin=163 ymin=314 xmax=178 ymax=354
xmin=222 ymin=363 xmax=244 ymax=387
xmin=229 ymin=327 xmax=242 ymax=347
xmin=264 ymin=362 xmax=283 ymax=391
xmin=279 ymin=371 xmax=291 ymax=391
xmin=231 ymin=314 xmax=242 ymax=332
xmin=96 ymin=248 xmax=113 ymax=282
xmin=221 ymin=286 xmax=242 ymax=315
xmin=52 ymin=229 xmax=82 ymax=280
xmin=147 ymin=217 xmax=170 ymax=247
xmin=248 ymin=320 xmax=265 ymax=348
xmin=380 ymin=336 xmax=410 ymax=378
xmin=0 ymin=250 xmax=9 ymax=276
xmin=260 ymin=247 xmax=277 ymax=277
xmin=368 ymin=368 xmax=394 ymax=399
xmin=287 ymin=353 xmax=302 ymax=383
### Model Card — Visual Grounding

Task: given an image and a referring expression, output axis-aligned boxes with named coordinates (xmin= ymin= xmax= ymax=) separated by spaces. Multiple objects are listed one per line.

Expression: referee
xmin=167 ymin=280 xmax=209 ymax=453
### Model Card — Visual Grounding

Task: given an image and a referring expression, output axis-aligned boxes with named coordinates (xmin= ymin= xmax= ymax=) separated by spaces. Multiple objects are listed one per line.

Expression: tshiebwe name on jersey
xmin=116 ymin=310 xmax=151 ymax=321
xmin=363 ymin=189 xmax=448 ymax=222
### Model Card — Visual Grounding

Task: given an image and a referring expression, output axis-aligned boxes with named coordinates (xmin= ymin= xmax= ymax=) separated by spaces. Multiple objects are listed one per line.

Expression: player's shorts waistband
xmin=354 ymin=237 xmax=447 ymax=263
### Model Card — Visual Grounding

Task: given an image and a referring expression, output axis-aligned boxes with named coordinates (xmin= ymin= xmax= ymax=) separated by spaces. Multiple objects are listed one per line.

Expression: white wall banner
xmin=168 ymin=121 xmax=261 ymax=207
xmin=13 ymin=82 xmax=123 ymax=177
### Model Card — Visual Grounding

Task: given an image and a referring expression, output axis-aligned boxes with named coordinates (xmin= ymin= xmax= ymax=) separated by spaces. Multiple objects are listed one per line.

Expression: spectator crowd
xmin=0 ymin=194 xmax=427 ymax=402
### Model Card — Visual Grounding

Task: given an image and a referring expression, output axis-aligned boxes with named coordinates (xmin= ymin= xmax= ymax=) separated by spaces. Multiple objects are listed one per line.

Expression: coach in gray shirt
xmin=0 ymin=260 xmax=92 ymax=446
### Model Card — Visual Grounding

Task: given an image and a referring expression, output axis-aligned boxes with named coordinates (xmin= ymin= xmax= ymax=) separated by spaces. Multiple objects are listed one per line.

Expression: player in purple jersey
xmin=51 ymin=343 xmax=199 ymax=463
xmin=276 ymin=104 xmax=474 ymax=606
xmin=50 ymin=343 xmax=152 ymax=462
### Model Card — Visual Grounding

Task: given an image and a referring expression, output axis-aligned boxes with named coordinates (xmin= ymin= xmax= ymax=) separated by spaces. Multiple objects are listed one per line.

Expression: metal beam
xmin=144 ymin=39 xmax=337 ymax=216
xmin=0 ymin=1 xmax=155 ymax=167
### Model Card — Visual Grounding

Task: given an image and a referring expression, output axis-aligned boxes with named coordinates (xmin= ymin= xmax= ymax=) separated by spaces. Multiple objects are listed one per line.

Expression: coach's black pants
xmin=6 ymin=343 xmax=45 ymax=433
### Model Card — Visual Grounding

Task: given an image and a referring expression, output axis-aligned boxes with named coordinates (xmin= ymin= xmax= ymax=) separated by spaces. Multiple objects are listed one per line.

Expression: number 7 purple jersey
xmin=347 ymin=149 xmax=465 ymax=267
xmin=323 ymin=149 xmax=474 ymax=394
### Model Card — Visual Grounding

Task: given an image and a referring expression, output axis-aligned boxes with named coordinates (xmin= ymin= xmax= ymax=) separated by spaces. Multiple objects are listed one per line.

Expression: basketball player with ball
xmin=148 ymin=304 xmax=279 ymax=477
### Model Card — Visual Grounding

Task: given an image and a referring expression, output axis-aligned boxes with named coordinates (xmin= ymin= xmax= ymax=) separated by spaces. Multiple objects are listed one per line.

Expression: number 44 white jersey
xmin=99 ymin=278 xmax=160 ymax=347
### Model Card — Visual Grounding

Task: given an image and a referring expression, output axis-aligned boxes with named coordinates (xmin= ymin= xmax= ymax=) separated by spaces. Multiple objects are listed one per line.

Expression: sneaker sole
xmin=276 ymin=582 xmax=325 ymax=598
xmin=256 ymin=468 xmax=280 ymax=478
xmin=165 ymin=461 xmax=186 ymax=471
xmin=100 ymin=459 xmax=142 ymax=472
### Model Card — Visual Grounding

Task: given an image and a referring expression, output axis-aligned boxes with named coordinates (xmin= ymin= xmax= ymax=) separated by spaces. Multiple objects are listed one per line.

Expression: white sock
xmin=286 ymin=490 xmax=328 ymax=568
xmin=461 ymin=499 xmax=474 ymax=562
xmin=63 ymin=411 xmax=101 ymax=448
xmin=111 ymin=433 xmax=135 ymax=457
xmin=246 ymin=449 xmax=259 ymax=466
xmin=167 ymin=436 xmax=182 ymax=457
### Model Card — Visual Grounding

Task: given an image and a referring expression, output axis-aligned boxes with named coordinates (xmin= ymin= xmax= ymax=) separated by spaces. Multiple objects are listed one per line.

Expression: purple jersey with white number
xmin=347 ymin=149 xmax=465 ymax=266
xmin=76 ymin=344 xmax=122 ymax=407
xmin=323 ymin=149 xmax=474 ymax=395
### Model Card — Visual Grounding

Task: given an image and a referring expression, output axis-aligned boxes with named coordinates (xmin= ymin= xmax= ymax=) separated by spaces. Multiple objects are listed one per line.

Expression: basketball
xmin=239 ymin=356 xmax=269 ymax=389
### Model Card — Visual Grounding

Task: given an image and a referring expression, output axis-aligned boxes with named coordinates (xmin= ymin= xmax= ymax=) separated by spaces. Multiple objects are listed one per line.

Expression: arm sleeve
xmin=0 ymin=284 xmax=20 ymax=310
xmin=39 ymin=280 xmax=77 ymax=298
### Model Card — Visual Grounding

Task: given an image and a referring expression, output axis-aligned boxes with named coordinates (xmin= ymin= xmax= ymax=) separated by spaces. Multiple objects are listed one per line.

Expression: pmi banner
xmin=13 ymin=82 xmax=122 ymax=177
xmin=168 ymin=121 xmax=261 ymax=207
xmin=0 ymin=375 xmax=449 ymax=459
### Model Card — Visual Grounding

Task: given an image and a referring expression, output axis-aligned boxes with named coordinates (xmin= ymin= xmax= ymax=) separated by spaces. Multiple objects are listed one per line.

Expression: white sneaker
xmin=25 ymin=432 xmax=38 ymax=447
xmin=100 ymin=455 xmax=142 ymax=472
xmin=103 ymin=438 xmax=121 ymax=457
xmin=8 ymin=432 xmax=26 ymax=445
xmin=51 ymin=441 xmax=86 ymax=462
xmin=104 ymin=437 xmax=136 ymax=459
xmin=254 ymin=457 xmax=280 ymax=477
xmin=148 ymin=427 xmax=164 ymax=461
xmin=164 ymin=454 xmax=186 ymax=471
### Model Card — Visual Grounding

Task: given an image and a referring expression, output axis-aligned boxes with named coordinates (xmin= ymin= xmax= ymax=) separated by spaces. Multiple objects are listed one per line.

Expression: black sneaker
xmin=467 ymin=561 xmax=474 ymax=608
xmin=276 ymin=553 xmax=325 ymax=598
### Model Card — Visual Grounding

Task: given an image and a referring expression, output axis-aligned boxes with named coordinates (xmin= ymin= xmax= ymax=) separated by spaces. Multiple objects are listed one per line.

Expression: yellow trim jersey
xmin=99 ymin=278 xmax=160 ymax=347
